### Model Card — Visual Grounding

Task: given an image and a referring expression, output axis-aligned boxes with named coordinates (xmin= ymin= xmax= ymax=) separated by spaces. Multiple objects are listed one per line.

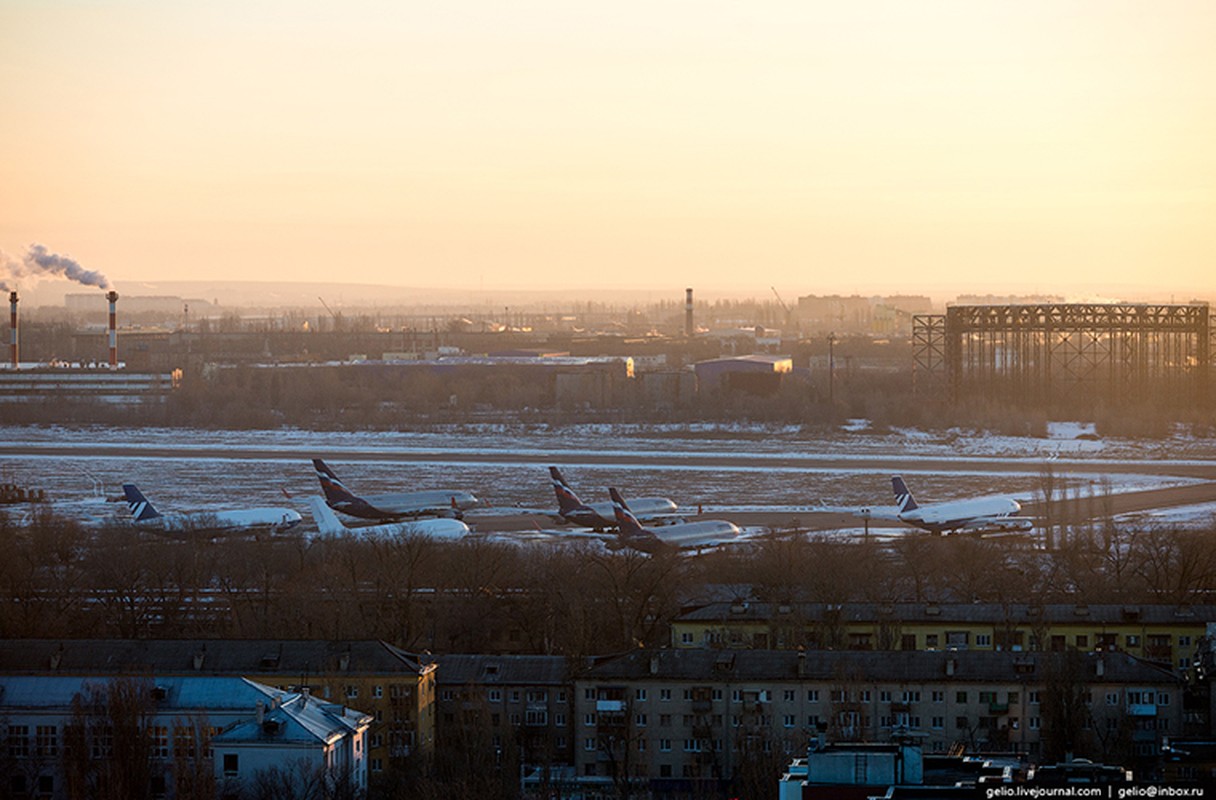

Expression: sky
xmin=1 ymin=0 xmax=1214 ymax=299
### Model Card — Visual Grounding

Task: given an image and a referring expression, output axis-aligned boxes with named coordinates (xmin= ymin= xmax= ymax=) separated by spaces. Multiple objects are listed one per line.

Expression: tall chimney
xmin=106 ymin=290 xmax=119 ymax=369
xmin=8 ymin=292 xmax=17 ymax=370
xmin=684 ymin=287 xmax=694 ymax=338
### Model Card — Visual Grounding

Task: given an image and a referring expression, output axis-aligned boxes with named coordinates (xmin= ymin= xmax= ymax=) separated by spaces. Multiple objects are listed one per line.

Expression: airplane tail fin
xmin=307 ymin=496 xmax=349 ymax=536
xmin=313 ymin=459 xmax=362 ymax=506
xmin=122 ymin=483 xmax=162 ymax=521
xmin=892 ymin=476 xmax=919 ymax=512
xmin=608 ymin=487 xmax=646 ymax=537
xmin=549 ymin=467 xmax=585 ymax=515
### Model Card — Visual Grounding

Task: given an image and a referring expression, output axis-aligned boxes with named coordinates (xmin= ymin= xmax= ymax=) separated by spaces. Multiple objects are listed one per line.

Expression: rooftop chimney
xmin=684 ymin=288 xmax=694 ymax=338
xmin=9 ymin=291 xmax=17 ymax=370
xmin=106 ymin=290 xmax=118 ymax=369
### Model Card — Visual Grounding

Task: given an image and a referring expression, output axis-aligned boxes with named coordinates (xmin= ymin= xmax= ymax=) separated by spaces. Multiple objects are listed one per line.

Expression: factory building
xmin=694 ymin=354 xmax=794 ymax=394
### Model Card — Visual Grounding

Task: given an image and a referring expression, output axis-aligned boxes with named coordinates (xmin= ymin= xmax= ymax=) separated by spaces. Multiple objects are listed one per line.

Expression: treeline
xmin=4 ymin=510 xmax=1216 ymax=651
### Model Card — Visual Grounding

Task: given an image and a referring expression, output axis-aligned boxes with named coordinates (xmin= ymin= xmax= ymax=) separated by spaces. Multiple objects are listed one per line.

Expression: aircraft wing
xmin=957 ymin=516 xmax=1036 ymax=532
xmin=811 ymin=503 xmax=903 ymax=521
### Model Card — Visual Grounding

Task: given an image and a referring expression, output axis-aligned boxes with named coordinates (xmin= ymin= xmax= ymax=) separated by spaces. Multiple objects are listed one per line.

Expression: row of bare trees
xmin=4 ymin=509 xmax=1216 ymax=651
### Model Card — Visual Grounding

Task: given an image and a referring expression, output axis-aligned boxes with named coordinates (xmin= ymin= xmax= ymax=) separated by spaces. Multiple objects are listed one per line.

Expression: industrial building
xmin=913 ymin=303 xmax=1213 ymax=407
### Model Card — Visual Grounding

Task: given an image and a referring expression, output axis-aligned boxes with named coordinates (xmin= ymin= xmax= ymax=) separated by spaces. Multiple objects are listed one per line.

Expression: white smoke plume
xmin=0 ymin=243 xmax=111 ymax=292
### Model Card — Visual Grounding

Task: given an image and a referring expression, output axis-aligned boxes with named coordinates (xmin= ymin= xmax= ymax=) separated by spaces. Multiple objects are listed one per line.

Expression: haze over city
xmin=2 ymin=0 xmax=1214 ymax=299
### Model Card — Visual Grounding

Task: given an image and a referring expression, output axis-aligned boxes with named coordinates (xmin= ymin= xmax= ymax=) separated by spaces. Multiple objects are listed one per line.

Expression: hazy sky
xmin=1 ymin=0 xmax=1213 ymax=297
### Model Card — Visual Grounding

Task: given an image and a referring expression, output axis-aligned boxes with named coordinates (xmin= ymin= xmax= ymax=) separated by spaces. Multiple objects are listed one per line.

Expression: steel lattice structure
xmin=912 ymin=304 xmax=1211 ymax=406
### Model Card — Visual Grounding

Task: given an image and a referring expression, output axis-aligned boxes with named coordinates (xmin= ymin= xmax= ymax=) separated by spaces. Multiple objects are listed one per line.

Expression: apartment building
xmin=572 ymin=649 xmax=1181 ymax=794
xmin=0 ymin=639 xmax=434 ymax=777
xmin=435 ymin=655 xmax=574 ymax=791
xmin=672 ymin=602 xmax=1211 ymax=670
xmin=0 ymin=675 xmax=368 ymax=800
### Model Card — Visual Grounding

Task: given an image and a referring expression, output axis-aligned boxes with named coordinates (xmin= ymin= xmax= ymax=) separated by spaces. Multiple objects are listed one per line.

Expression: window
xmin=976 ymin=634 xmax=992 ymax=647
xmin=879 ymin=691 xmax=892 ymax=702
xmin=511 ymin=690 xmax=520 ymax=703
xmin=956 ymin=717 xmax=969 ymax=730
xmin=732 ymin=690 xmax=742 ymax=702
xmin=859 ymin=690 xmax=871 ymax=702
xmin=931 ymin=691 xmax=944 ymax=703
xmin=783 ymin=715 xmax=796 ymax=728
xmin=660 ymin=764 xmax=672 ymax=777
xmin=1158 ymin=693 xmax=1171 ymax=706
xmin=558 ymin=691 xmax=567 ymax=703
xmin=807 ymin=690 xmax=819 ymax=703
xmin=902 ymin=691 xmax=921 ymax=703
xmin=151 ymin=726 xmax=169 ymax=758
xmin=371 ymin=758 xmax=382 ymax=773
xmin=584 ymin=738 xmax=596 ymax=751
xmin=659 ymin=714 xmax=672 ymax=727
xmin=807 ymin=715 xmax=820 ymax=727
xmin=1106 ymin=692 xmax=1119 ymax=706
xmin=7 ymin=726 xmax=29 ymax=758
xmin=638 ymin=738 xmax=646 ymax=752
xmin=1029 ymin=717 xmax=1040 ymax=730
xmin=527 ymin=690 xmax=548 ymax=703
xmin=659 ymin=738 xmax=671 ymax=752
xmin=636 ymin=688 xmax=647 ymax=701
xmin=584 ymin=714 xmax=595 ymax=726
xmin=681 ymin=632 xmax=694 ymax=644
xmin=584 ymin=689 xmax=596 ymax=701
xmin=683 ymin=739 xmax=700 ymax=752
xmin=931 ymin=716 xmax=944 ymax=729
xmin=1181 ymin=636 xmax=1193 ymax=647
xmin=636 ymin=714 xmax=647 ymax=727
xmin=223 ymin=753 xmax=239 ymax=776
xmin=346 ymin=685 xmax=358 ymax=699
xmin=1127 ymin=635 xmax=1140 ymax=647
xmin=926 ymin=634 xmax=939 ymax=648
xmin=35 ymin=725 xmax=56 ymax=757
xmin=956 ymin=691 xmax=968 ymax=704
xmin=660 ymin=689 xmax=672 ymax=701
xmin=684 ymin=689 xmax=693 ymax=700
xmin=783 ymin=690 xmax=796 ymax=702
xmin=488 ymin=690 xmax=502 ymax=703
xmin=440 ymin=690 xmax=453 ymax=702
xmin=555 ymin=713 xmax=566 ymax=726
xmin=712 ymin=689 xmax=723 ymax=700
xmin=1029 ymin=691 xmax=1041 ymax=704
xmin=1076 ymin=635 xmax=1088 ymax=649
xmin=682 ymin=715 xmax=693 ymax=727
xmin=901 ymin=634 xmax=917 ymax=650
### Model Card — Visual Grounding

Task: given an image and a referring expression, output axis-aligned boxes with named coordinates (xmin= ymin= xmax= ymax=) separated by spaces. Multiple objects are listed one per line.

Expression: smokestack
xmin=8 ymin=291 xmax=16 ymax=370
xmin=685 ymin=287 xmax=694 ymax=338
xmin=106 ymin=290 xmax=118 ymax=369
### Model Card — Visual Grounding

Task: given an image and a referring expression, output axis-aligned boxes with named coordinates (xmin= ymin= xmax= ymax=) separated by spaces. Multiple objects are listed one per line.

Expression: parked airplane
xmin=307 ymin=497 xmax=471 ymax=540
xmin=550 ymin=467 xmax=678 ymax=530
xmin=122 ymin=484 xmax=302 ymax=535
xmin=608 ymin=488 xmax=741 ymax=554
xmin=313 ymin=459 xmax=479 ymax=521
xmin=822 ymin=476 xmax=1034 ymax=534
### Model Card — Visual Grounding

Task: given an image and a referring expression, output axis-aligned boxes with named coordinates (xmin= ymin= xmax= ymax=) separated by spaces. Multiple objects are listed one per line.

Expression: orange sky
xmin=1 ymin=1 xmax=1213 ymax=298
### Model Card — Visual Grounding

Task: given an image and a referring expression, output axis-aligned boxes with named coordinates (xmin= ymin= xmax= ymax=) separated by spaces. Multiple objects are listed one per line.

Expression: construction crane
xmin=771 ymin=286 xmax=796 ymax=333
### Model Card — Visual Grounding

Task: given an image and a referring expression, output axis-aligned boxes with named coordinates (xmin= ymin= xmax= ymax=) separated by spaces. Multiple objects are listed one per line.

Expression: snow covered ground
xmin=0 ymin=422 xmax=1211 ymax=533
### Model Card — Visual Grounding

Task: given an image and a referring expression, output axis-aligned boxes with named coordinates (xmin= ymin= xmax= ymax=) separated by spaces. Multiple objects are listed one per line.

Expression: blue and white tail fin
xmin=313 ymin=459 xmax=361 ymax=506
xmin=550 ymin=467 xmax=586 ymax=515
xmin=122 ymin=484 xmax=162 ymax=521
xmin=892 ymin=476 xmax=919 ymax=513
xmin=307 ymin=496 xmax=349 ymax=536
xmin=608 ymin=487 xmax=646 ymax=537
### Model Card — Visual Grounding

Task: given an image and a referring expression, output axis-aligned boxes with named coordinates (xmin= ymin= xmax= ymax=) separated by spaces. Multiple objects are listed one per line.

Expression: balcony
xmin=596 ymin=700 xmax=626 ymax=713
xmin=1127 ymin=704 xmax=1158 ymax=717
xmin=692 ymin=700 xmax=712 ymax=713
xmin=988 ymin=703 xmax=1009 ymax=714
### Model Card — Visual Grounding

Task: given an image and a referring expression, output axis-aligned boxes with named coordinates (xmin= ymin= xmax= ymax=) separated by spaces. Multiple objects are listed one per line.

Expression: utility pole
xmin=827 ymin=332 xmax=837 ymax=404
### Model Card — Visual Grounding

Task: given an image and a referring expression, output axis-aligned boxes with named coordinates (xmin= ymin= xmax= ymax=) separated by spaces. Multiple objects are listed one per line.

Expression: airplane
xmin=122 ymin=484 xmax=302 ymax=535
xmin=307 ymin=496 xmax=472 ymax=540
xmin=312 ymin=459 xmax=479 ymax=521
xmin=821 ymin=476 xmax=1035 ymax=534
xmin=550 ymin=466 xmax=678 ymax=530
xmin=608 ymin=487 xmax=741 ymax=554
